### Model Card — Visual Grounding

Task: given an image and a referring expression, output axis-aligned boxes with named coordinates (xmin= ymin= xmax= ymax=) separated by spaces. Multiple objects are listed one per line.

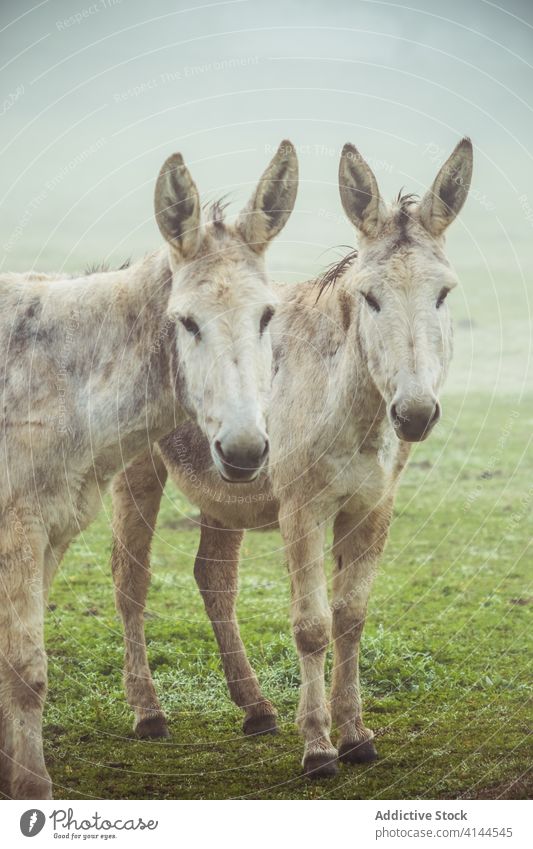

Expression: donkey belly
xmin=158 ymin=422 xmax=279 ymax=530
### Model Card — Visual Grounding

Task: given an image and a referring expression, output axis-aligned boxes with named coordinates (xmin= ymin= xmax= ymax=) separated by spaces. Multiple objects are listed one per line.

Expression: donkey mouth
xmin=396 ymin=427 xmax=433 ymax=443
xmin=220 ymin=469 xmax=261 ymax=484
xmin=211 ymin=440 xmax=269 ymax=484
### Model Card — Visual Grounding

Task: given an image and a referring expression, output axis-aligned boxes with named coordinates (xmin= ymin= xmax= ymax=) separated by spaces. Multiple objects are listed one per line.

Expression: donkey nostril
xmin=215 ymin=440 xmax=227 ymax=462
xmin=261 ymin=438 xmax=270 ymax=461
xmin=431 ymin=402 xmax=441 ymax=424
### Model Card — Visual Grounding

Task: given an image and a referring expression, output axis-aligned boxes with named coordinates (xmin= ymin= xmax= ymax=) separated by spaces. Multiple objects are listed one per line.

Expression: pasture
xmin=35 ymin=393 xmax=532 ymax=800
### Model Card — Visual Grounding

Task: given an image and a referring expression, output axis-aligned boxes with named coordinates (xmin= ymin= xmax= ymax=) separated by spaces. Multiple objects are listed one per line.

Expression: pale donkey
xmin=0 ymin=140 xmax=299 ymax=798
xmin=111 ymin=139 xmax=473 ymax=778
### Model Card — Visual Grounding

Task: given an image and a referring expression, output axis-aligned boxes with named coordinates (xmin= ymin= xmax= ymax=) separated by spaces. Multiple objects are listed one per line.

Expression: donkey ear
xmin=236 ymin=140 xmax=298 ymax=253
xmin=419 ymin=138 xmax=473 ymax=237
xmin=338 ymin=143 xmax=388 ymax=239
xmin=154 ymin=153 xmax=201 ymax=259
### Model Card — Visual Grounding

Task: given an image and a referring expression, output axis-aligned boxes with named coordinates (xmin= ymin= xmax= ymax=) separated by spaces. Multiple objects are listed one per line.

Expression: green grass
xmin=42 ymin=393 xmax=532 ymax=799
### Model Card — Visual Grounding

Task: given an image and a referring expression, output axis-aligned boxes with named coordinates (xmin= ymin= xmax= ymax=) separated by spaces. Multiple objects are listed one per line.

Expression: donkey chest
xmin=318 ymin=427 xmax=401 ymax=511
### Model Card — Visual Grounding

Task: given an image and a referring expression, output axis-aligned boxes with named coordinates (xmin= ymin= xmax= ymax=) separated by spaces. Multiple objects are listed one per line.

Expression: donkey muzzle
xmin=212 ymin=431 xmax=269 ymax=482
xmin=390 ymin=397 xmax=441 ymax=443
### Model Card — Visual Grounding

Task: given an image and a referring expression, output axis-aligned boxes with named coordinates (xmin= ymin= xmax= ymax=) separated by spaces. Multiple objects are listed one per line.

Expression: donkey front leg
xmin=279 ymin=504 xmax=337 ymax=777
xmin=330 ymin=507 xmax=391 ymax=764
xmin=0 ymin=529 xmax=51 ymax=799
xmin=194 ymin=515 xmax=277 ymax=736
xmin=0 ymin=698 xmax=13 ymax=797
xmin=111 ymin=450 xmax=169 ymax=738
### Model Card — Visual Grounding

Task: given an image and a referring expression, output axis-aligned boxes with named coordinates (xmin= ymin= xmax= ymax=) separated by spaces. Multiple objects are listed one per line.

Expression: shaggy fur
xmin=110 ymin=139 xmax=473 ymax=776
xmin=0 ymin=141 xmax=299 ymax=799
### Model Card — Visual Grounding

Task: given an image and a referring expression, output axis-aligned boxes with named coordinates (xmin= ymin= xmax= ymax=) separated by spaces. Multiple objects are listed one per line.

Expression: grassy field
xmin=38 ymin=393 xmax=532 ymax=800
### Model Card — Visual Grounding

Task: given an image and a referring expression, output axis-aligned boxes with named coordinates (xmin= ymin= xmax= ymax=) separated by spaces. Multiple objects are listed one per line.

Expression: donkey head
xmin=155 ymin=141 xmax=298 ymax=480
xmin=339 ymin=138 xmax=473 ymax=442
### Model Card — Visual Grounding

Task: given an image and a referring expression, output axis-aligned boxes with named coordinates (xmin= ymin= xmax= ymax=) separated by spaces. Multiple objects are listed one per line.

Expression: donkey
xmin=110 ymin=139 xmax=473 ymax=777
xmin=0 ymin=140 xmax=298 ymax=799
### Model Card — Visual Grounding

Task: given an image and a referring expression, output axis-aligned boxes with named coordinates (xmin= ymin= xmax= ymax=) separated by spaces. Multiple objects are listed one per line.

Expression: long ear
xmin=338 ymin=143 xmax=388 ymax=238
xmin=154 ymin=153 xmax=201 ymax=259
xmin=236 ymin=140 xmax=298 ymax=253
xmin=419 ymin=138 xmax=473 ymax=237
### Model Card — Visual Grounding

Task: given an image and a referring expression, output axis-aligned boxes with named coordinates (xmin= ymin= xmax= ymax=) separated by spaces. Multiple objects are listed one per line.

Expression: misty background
xmin=1 ymin=0 xmax=532 ymax=394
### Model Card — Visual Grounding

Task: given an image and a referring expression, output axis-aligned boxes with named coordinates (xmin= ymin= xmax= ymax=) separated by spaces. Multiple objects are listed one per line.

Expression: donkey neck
xmin=80 ymin=248 xmax=180 ymax=447
xmin=272 ymin=277 xmax=387 ymax=459
xmin=47 ymin=248 xmax=179 ymax=460
xmin=317 ymin=277 xmax=386 ymax=435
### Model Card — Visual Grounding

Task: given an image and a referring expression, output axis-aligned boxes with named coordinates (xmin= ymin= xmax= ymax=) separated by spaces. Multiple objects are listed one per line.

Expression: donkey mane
xmin=315 ymin=191 xmax=421 ymax=298
xmin=394 ymin=189 xmax=419 ymax=212
xmin=84 ymin=258 xmax=132 ymax=275
xmin=82 ymin=199 xmax=235 ymax=280
xmin=391 ymin=190 xmax=419 ymax=248
xmin=203 ymin=196 xmax=231 ymax=235
xmin=315 ymin=246 xmax=359 ymax=298
xmin=83 ymin=198 xmax=234 ymax=277
xmin=81 ymin=199 xmax=242 ymax=282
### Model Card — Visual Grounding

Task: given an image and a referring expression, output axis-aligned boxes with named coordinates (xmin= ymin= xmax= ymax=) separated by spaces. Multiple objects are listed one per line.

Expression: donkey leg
xmin=330 ymin=508 xmax=391 ymax=764
xmin=111 ymin=450 xmax=169 ymax=738
xmin=0 ymin=695 xmax=13 ymax=797
xmin=279 ymin=505 xmax=337 ymax=778
xmin=0 ymin=532 xmax=51 ymax=799
xmin=194 ymin=515 xmax=278 ymax=736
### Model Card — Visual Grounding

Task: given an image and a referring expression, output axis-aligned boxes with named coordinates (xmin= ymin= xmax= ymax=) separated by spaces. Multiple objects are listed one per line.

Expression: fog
xmin=1 ymin=0 xmax=532 ymax=392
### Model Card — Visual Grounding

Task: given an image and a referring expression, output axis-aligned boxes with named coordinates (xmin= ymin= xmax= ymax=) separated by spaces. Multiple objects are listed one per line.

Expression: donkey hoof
xmin=338 ymin=738 xmax=378 ymax=764
xmin=303 ymin=752 xmax=339 ymax=779
xmin=243 ymin=714 xmax=279 ymax=736
xmin=135 ymin=716 xmax=170 ymax=739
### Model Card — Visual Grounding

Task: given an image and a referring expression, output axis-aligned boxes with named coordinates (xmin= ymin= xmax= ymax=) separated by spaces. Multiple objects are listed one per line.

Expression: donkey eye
xmin=259 ymin=307 xmax=275 ymax=336
xmin=436 ymin=288 xmax=450 ymax=309
xmin=363 ymin=292 xmax=381 ymax=313
xmin=180 ymin=316 xmax=201 ymax=338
